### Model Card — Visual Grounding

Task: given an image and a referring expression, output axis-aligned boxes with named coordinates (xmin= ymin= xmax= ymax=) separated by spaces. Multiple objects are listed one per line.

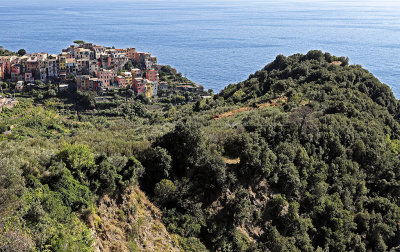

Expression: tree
xmin=230 ymin=187 xmax=251 ymax=226
xmin=289 ymin=106 xmax=315 ymax=138
xmin=192 ymin=153 xmax=227 ymax=197
xmin=17 ymin=49 xmax=26 ymax=56
xmin=139 ymin=147 xmax=172 ymax=193
xmin=124 ymin=61 xmax=134 ymax=70
xmin=155 ymin=121 xmax=204 ymax=178
xmin=56 ymin=144 xmax=95 ymax=181
xmin=118 ymin=156 xmax=144 ymax=187
xmin=47 ymin=89 xmax=57 ymax=97
xmin=238 ymin=135 xmax=276 ymax=178
xmin=76 ymin=91 xmax=96 ymax=109
xmin=93 ymin=157 xmax=120 ymax=194
xmin=1 ymin=82 xmax=7 ymax=89
xmin=73 ymin=40 xmax=85 ymax=45
xmin=44 ymin=162 xmax=92 ymax=212
xmin=154 ymin=179 xmax=177 ymax=205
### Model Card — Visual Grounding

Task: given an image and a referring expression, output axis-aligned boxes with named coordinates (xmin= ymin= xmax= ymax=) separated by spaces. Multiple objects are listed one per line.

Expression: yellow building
xmin=144 ymin=79 xmax=153 ymax=98
xmin=59 ymin=57 xmax=66 ymax=70
xmin=121 ymin=72 xmax=132 ymax=88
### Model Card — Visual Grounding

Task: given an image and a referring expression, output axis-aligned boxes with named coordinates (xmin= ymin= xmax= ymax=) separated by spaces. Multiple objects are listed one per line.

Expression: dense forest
xmin=2 ymin=50 xmax=400 ymax=251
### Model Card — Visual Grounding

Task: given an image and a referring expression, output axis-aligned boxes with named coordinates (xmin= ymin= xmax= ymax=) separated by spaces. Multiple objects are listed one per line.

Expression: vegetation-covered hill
xmin=2 ymin=50 xmax=400 ymax=251
xmin=0 ymin=47 xmax=25 ymax=56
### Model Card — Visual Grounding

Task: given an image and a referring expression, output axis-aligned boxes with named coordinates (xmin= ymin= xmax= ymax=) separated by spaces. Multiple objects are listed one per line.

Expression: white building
xmin=152 ymin=81 xmax=158 ymax=96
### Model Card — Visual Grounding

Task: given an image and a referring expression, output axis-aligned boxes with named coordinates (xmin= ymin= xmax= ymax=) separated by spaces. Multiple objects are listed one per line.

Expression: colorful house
xmin=144 ymin=79 xmax=153 ymax=98
xmin=25 ymin=72 xmax=34 ymax=82
xmin=151 ymin=81 xmax=158 ymax=96
xmin=89 ymin=60 xmax=99 ymax=74
xmin=133 ymin=77 xmax=145 ymax=94
xmin=145 ymin=69 xmax=158 ymax=82
xmin=76 ymin=75 xmax=102 ymax=92
xmin=89 ymin=78 xmax=103 ymax=92
xmin=39 ymin=60 xmax=48 ymax=81
xmin=130 ymin=68 xmax=142 ymax=78
xmin=65 ymin=58 xmax=77 ymax=75
xmin=116 ymin=75 xmax=127 ymax=88
xmin=0 ymin=42 xmax=161 ymax=94
xmin=0 ymin=63 xmax=4 ymax=80
xmin=74 ymin=48 xmax=93 ymax=60
xmin=76 ymin=59 xmax=89 ymax=74
xmin=125 ymin=48 xmax=136 ymax=60
xmin=11 ymin=64 xmax=21 ymax=75
xmin=26 ymin=57 xmax=39 ymax=79
xmin=97 ymin=69 xmax=116 ymax=88
xmin=158 ymin=82 xmax=169 ymax=91
xmin=93 ymin=45 xmax=106 ymax=59
xmin=47 ymin=58 xmax=59 ymax=78
xmin=145 ymin=69 xmax=158 ymax=96
xmin=76 ymin=75 xmax=90 ymax=91
xmin=121 ymin=72 xmax=132 ymax=88
xmin=59 ymin=57 xmax=66 ymax=71
xmin=31 ymin=52 xmax=48 ymax=62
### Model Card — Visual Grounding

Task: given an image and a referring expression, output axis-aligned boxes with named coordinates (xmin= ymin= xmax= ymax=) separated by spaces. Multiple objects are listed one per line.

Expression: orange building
xmin=145 ymin=69 xmax=158 ymax=82
xmin=124 ymin=48 xmax=136 ymax=60
xmin=76 ymin=75 xmax=90 ymax=91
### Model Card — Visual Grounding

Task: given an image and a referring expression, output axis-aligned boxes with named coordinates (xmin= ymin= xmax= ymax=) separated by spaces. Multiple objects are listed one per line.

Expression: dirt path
xmin=222 ymin=157 xmax=240 ymax=164
xmin=214 ymin=97 xmax=287 ymax=120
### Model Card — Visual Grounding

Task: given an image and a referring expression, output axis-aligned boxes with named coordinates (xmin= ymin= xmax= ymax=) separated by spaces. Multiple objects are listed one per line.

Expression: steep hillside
xmin=2 ymin=50 xmax=400 ymax=251
xmin=0 ymin=139 xmax=183 ymax=252
xmin=137 ymin=51 xmax=400 ymax=251
xmin=89 ymin=186 xmax=180 ymax=252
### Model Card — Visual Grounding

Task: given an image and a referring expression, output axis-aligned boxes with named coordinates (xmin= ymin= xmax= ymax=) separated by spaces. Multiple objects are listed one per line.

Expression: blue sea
xmin=1 ymin=0 xmax=400 ymax=96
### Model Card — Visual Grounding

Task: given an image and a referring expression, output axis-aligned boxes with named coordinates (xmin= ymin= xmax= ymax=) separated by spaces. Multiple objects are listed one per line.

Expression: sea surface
xmin=0 ymin=0 xmax=399 ymax=96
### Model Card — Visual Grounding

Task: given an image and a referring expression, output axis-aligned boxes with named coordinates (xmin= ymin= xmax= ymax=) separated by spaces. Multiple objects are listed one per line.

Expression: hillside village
xmin=0 ymin=41 xmax=207 ymax=98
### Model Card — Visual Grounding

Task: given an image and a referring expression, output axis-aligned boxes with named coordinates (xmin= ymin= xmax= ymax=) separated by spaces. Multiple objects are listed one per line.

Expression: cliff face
xmin=89 ymin=186 xmax=180 ymax=252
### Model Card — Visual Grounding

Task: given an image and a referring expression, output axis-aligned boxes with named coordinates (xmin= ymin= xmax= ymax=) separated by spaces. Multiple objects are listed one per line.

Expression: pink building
xmin=133 ymin=77 xmax=145 ymax=94
xmin=97 ymin=69 xmax=116 ymax=88
xmin=25 ymin=73 xmax=34 ymax=82
xmin=116 ymin=75 xmax=127 ymax=88
xmin=12 ymin=64 xmax=21 ymax=75
xmin=0 ymin=63 xmax=4 ymax=80
xmin=26 ymin=57 xmax=40 ymax=79
xmin=0 ymin=56 xmax=12 ymax=78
